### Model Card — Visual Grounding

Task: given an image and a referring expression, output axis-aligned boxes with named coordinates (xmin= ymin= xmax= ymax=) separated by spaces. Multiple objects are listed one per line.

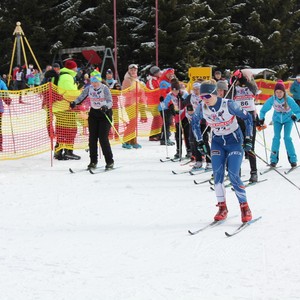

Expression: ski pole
xmin=8 ymin=106 xmax=16 ymax=153
xmin=104 ymin=111 xmax=124 ymax=143
xmin=250 ymin=150 xmax=300 ymax=191
xmin=293 ymin=119 xmax=300 ymax=140
xmin=160 ymin=103 xmax=170 ymax=159
xmin=261 ymin=128 xmax=268 ymax=163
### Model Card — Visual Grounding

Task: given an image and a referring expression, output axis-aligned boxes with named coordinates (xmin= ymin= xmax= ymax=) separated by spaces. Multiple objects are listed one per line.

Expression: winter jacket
xmin=260 ymin=95 xmax=300 ymax=123
xmin=53 ymin=67 xmax=78 ymax=113
xmin=290 ymin=81 xmax=300 ymax=101
xmin=0 ymin=79 xmax=9 ymax=113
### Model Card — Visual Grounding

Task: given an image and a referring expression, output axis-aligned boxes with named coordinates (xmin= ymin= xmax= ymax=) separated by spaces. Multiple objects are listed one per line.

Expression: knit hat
xmin=192 ymin=82 xmax=201 ymax=89
xmin=274 ymin=80 xmax=285 ymax=92
xmin=217 ymin=80 xmax=228 ymax=91
xmin=150 ymin=66 xmax=161 ymax=76
xmin=52 ymin=63 xmax=60 ymax=68
xmin=106 ymin=69 xmax=113 ymax=74
xmin=164 ymin=68 xmax=174 ymax=75
xmin=171 ymin=81 xmax=180 ymax=91
xmin=90 ymin=70 xmax=102 ymax=82
xmin=128 ymin=64 xmax=138 ymax=69
xmin=200 ymin=83 xmax=217 ymax=95
xmin=64 ymin=60 xmax=77 ymax=70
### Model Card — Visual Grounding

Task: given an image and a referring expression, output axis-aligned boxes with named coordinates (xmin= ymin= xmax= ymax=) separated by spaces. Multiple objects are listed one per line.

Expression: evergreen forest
xmin=0 ymin=0 xmax=300 ymax=80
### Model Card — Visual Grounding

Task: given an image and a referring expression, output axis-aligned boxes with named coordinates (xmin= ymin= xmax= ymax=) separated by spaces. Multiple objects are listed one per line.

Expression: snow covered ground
xmin=1 ymin=111 xmax=300 ymax=300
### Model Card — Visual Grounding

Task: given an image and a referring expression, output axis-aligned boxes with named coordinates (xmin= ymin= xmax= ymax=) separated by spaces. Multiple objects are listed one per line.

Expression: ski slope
xmin=1 ymin=112 xmax=300 ymax=300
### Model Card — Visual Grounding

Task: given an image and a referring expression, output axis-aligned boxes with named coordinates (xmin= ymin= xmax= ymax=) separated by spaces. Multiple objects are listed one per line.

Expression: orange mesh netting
xmin=0 ymin=82 xmax=164 ymax=160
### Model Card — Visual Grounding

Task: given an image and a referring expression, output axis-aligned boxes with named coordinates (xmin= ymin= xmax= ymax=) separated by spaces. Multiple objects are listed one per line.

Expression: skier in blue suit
xmin=191 ymin=80 xmax=253 ymax=223
xmin=258 ymin=80 xmax=300 ymax=167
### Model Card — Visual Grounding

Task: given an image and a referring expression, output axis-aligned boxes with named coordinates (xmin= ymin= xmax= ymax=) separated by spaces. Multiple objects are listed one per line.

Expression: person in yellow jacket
xmin=53 ymin=60 xmax=81 ymax=160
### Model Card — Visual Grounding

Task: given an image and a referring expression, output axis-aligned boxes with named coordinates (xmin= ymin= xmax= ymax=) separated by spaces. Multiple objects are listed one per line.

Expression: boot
xmin=64 ymin=149 xmax=81 ymax=160
xmin=291 ymin=162 xmax=297 ymax=168
xmin=240 ymin=202 xmax=252 ymax=223
xmin=105 ymin=160 xmax=114 ymax=170
xmin=185 ymin=149 xmax=192 ymax=159
xmin=87 ymin=162 xmax=97 ymax=169
xmin=249 ymin=171 xmax=258 ymax=183
xmin=54 ymin=149 xmax=67 ymax=160
xmin=174 ymin=150 xmax=181 ymax=159
xmin=214 ymin=202 xmax=228 ymax=221
xmin=191 ymin=161 xmax=203 ymax=171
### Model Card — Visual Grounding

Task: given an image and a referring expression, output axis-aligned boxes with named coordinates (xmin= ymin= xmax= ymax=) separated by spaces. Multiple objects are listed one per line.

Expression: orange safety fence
xmin=0 ymin=82 xmax=164 ymax=160
xmin=1 ymin=79 xmax=293 ymax=161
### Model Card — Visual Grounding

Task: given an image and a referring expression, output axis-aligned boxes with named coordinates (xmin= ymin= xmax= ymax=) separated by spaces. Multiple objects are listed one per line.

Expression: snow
xmin=1 ymin=109 xmax=300 ymax=299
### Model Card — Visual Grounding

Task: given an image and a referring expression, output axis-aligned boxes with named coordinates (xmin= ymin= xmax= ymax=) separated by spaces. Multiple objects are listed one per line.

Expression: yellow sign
xmin=188 ymin=67 xmax=212 ymax=83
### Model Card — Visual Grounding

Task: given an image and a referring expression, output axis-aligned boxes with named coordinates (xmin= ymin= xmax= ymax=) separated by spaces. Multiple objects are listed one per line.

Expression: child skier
xmin=258 ymin=80 xmax=300 ymax=167
xmin=191 ymin=80 xmax=253 ymax=223
xmin=70 ymin=71 xmax=114 ymax=170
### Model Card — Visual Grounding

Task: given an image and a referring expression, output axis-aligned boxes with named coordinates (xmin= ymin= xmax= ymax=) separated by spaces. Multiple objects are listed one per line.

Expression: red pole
xmin=49 ymin=82 xmax=54 ymax=167
xmin=155 ymin=0 xmax=159 ymax=66
xmin=114 ymin=0 xmax=118 ymax=81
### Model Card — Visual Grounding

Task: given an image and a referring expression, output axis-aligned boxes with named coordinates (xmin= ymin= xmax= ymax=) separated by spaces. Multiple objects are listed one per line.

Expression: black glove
xmin=291 ymin=114 xmax=297 ymax=121
xmin=100 ymin=105 xmax=109 ymax=113
xmin=186 ymin=105 xmax=194 ymax=112
xmin=169 ymin=104 xmax=176 ymax=116
xmin=159 ymin=96 xmax=164 ymax=102
xmin=258 ymin=118 xmax=264 ymax=126
xmin=243 ymin=137 xmax=252 ymax=152
xmin=70 ymin=101 xmax=76 ymax=109
xmin=196 ymin=140 xmax=208 ymax=155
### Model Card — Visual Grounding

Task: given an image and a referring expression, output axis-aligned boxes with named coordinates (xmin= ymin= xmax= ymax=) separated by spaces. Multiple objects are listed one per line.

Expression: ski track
xmin=1 ymin=108 xmax=300 ymax=300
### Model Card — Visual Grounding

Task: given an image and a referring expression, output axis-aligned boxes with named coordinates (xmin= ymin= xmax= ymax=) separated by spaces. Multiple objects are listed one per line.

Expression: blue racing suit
xmin=191 ymin=97 xmax=253 ymax=203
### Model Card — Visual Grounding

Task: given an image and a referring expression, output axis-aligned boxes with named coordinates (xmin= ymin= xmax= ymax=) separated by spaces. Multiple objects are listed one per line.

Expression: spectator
xmin=53 ymin=59 xmax=80 ymax=160
xmin=213 ymin=70 xmax=222 ymax=82
xmin=158 ymin=68 xmax=176 ymax=146
xmin=146 ymin=66 xmax=162 ymax=141
xmin=121 ymin=64 xmax=146 ymax=149
xmin=105 ymin=69 xmax=118 ymax=89
xmin=290 ymin=75 xmax=300 ymax=109
xmin=0 ymin=78 xmax=10 ymax=151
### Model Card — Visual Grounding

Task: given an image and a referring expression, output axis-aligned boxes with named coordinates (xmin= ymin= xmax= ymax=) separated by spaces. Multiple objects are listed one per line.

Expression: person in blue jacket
xmin=191 ymin=80 xmax=253 ymax=223
xmin=258 ymin=80 xmax=300 ymax=167
xmin=290 ymin=75 xmax=300 ymax=107
xmin=0 ymin=77 xmax=10 ymax=152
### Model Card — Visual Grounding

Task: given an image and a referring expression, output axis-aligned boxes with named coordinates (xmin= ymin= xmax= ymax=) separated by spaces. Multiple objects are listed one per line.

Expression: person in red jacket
xmin=146 ymin=66 xmax=162 ymax=141
xmin=159 ymin=68 xmax=176 ymax=145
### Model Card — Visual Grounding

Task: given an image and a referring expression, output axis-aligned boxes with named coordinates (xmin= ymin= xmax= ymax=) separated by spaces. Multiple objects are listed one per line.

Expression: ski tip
xmin=69 ymin=168 xmax=75 ymax=173
xmin=172 ymin=170 xmax=177 ymax=174
xmin=88 ymin=168 xmax=95 ymax=174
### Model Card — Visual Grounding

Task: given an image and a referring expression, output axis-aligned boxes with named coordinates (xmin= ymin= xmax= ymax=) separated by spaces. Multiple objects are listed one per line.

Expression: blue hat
xmin=200 ymin=83 xmax=217 ymax=95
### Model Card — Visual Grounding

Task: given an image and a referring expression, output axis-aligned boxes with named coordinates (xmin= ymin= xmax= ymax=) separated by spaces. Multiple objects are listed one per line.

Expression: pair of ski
xmin=160 ymin=157 xmax=192 ymax=163
xmin=188 ymin=216 xmax=262 ymax=237
xmin=260 ymin=165 xmax=299 ymax=175
xmin=209 ymin=178 xmax=267 ymax=191
xmin=172 ymin=168 xmax=212 ymax=176
xmin=69 ymin=166 xmax=118 ymax=174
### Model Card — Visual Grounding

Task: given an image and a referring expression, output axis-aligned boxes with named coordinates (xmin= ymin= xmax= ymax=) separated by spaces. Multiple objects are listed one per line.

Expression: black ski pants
xmin=88 ymin=108 xmax=113 ymax=165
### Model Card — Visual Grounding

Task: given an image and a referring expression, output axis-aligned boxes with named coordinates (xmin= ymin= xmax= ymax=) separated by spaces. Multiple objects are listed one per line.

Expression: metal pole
xmin=155 ymin=0 xmax=159 ymax=66
xmin=113 ymin=0 xmax=118 ymax=81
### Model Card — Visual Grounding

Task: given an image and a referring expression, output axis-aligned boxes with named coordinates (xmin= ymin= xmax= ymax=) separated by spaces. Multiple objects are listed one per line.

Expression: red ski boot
xmin=240 ymin=202 xmax=252 ymax=223
xmin=214 ymin=202 xmax=228 ymax=221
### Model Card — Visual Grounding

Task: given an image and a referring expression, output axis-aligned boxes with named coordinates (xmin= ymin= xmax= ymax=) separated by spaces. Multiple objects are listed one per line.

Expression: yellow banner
xmin=188 ymin=67 xmax=212 ymax=83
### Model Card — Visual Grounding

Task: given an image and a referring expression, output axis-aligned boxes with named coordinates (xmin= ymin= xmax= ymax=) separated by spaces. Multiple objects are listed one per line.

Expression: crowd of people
xmin=1 ymin=63 xmax=300 ymax=222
